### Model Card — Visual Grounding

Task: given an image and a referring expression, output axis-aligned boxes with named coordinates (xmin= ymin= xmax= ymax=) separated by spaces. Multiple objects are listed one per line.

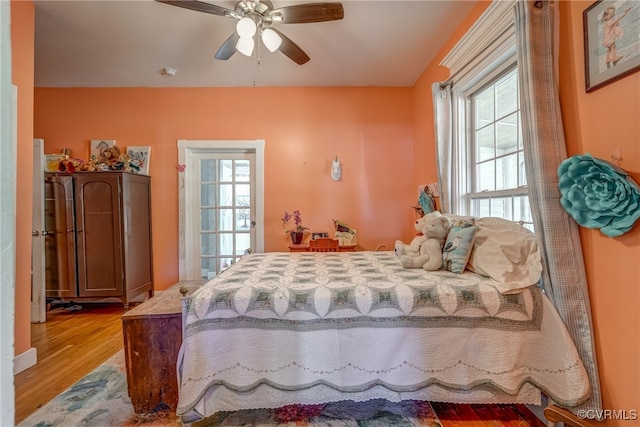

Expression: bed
xmin=176 ymin=218 xmax=591 ymax=424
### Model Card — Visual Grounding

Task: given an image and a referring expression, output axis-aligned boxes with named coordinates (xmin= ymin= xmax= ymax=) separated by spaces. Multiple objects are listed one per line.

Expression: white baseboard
xmin=13 ymin=347 xmax=37 ymax=375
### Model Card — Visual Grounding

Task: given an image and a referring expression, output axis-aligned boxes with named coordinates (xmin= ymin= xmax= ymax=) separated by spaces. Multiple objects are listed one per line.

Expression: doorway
xmin=177 ymin=140 xmax=265 ymax=280
xmin=31 ymin=139 xmax=46 ymax=323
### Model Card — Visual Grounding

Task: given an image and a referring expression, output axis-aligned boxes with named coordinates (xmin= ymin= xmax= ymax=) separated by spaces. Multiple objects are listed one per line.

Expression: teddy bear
xmin=394 ymin=211 xmax=442 ymax=258
xmin=397 ymin=213 xmax=451 ymax=271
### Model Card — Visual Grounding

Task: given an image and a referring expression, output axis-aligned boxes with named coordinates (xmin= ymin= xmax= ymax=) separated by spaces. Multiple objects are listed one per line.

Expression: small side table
xmin=339 ymin=244 xmax=357 ymax=252
xmin=288 ymin=244 xmax=309 ymax=252
xmin=288 ymin=244 xmax=357 ymax=252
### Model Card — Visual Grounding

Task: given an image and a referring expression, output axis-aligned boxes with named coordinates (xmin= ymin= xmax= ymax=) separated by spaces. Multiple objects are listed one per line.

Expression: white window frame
xmin=466 ymin=64 xmax=531 ymax=227
xmin=439 ymin=0 xmax=530 ymax=224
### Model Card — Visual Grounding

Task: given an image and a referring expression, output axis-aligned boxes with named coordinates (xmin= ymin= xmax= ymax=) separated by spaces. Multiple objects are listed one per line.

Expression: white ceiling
xmin=33 ymin=0 xmax=476 ymax=88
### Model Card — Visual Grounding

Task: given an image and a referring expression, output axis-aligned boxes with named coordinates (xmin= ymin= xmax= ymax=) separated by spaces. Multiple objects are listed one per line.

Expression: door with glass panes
xmin=191 ymin=153 xmax=255 ymax=279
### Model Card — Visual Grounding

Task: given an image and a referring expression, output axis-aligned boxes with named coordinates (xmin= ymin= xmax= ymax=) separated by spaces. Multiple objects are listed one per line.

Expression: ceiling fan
xmin=156 ymin=0 xmax=344 ymax=65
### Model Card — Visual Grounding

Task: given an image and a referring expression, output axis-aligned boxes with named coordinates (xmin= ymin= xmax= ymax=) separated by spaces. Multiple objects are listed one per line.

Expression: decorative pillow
xmin=467 ymin=217 xmax=542 ymax=293
xmin=442 ymin=219 xmax=478 ymax=274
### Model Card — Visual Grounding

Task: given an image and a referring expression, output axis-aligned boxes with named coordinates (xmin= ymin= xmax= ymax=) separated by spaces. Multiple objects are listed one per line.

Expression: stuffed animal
xmin=394 ymin=211 xmax=443 ymax=258
xmin=398 ymin=213 xmax=451 ymax=271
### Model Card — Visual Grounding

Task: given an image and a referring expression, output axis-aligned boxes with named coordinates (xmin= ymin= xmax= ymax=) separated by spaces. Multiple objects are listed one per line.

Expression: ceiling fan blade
xmin=268 ymin=3 xmax=344 ymax=24
xmin=215 ymin=32 xmax=240 ymax=60
xmin=271 ymin=28 xmax=310 ymax=65
xmin=156 ymin=0 xmax=236 ymax=18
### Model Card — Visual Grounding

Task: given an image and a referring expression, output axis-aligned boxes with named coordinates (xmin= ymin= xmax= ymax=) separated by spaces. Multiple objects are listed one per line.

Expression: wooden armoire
xmin=44 ymin=171 xmax=153 ymax=307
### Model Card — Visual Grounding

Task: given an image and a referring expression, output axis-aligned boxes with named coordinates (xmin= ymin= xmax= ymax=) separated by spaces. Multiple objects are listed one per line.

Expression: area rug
xmin=18 ymin=350 xmax=442 ymax=427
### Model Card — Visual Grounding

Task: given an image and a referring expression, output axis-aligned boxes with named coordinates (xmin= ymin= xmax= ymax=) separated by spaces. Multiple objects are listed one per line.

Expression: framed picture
xmin=126 ymin=146 xmax=151 ymax=175
xmin=583 ymin=0 xmax=640 ymax=92
xmin=311 ymin=232 xmax=329 ymax=240
xmin=90 ymin=139 xmax=116 ymax=161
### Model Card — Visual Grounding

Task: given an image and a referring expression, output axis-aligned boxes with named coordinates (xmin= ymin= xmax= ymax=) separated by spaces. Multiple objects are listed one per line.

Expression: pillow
xmin=467 ymin=217 xmax=542 ymax=293
xmin=443 ymin=214 xmax=475 ymax=223
xmin=442 ymin=219 xmax=478 ymax=274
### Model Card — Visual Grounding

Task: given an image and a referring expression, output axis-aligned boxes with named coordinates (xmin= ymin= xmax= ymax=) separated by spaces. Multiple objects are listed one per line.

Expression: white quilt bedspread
xmin=176 ymin=252 xmax=590 ymax=423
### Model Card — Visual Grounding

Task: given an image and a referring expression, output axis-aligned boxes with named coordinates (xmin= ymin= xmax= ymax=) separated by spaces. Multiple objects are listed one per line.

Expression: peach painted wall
xmin=18 ymin=2 xmax=640 ymax=419
xmin=34 ymin=87 xmax=416 ymax=292
xmin=412 ymin=1 xmax=491 ymax=190
xmin=11 ymin=0 xmax=35 ymax=358
xmin=559 ymin=2 xmax=639 ymax=423
xmin=412 ymin=1 xmax=639 ymax=424
xmin=410 ymin=1 xmax=491 ymax=216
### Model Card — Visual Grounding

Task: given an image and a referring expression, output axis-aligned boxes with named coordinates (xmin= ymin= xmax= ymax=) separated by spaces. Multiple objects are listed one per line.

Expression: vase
xmin=290 ymin=232 xmax=304 ymax=245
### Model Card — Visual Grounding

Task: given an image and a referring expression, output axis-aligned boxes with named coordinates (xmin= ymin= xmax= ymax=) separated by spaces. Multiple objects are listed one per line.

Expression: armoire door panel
xmin=122 ymin=175 xmax=153 ymax=298
xmin=74 ymin=175 xmax=124 ymax=297
xmin=44 ymin=175 xmax=77 ymax=298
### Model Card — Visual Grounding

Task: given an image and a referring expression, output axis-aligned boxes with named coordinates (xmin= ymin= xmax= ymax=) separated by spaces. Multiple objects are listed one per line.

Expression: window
xmin=198 ymin=156 xmax=254 ymax=278
xmin=468 ymin=68 xmax=532 ymax=229
xmin=439 ymin=1 xmax=532 ymax=229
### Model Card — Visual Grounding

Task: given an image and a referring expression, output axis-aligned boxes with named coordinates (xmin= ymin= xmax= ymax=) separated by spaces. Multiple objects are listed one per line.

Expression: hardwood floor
xmin=14 ymin=302 xmax=546 ymax=426
xmin=433 ymin=401 xmax=546 ymax=426
xmin=14 ymin=302 xmax=126 ymax=424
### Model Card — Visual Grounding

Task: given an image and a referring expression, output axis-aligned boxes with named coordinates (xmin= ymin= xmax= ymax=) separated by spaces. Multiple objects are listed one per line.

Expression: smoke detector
xmin=161 ymin=67 xmax=177 ymax=77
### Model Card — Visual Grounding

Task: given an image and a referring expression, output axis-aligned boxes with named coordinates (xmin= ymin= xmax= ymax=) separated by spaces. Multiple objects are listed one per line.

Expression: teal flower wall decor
xmin=558 ymin=154 xmax=640 ymax=237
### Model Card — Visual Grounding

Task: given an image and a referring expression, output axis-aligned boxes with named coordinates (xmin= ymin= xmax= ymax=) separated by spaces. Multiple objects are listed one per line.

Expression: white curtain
xmin=432 ymin=83 xmax=453 ymax=214
xmin=432 ymin=0 xmax=602 ymax=414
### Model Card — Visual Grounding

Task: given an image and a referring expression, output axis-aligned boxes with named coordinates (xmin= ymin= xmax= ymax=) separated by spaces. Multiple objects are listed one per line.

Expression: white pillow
xmin=466 ymin=217 xmax=542 ymax=293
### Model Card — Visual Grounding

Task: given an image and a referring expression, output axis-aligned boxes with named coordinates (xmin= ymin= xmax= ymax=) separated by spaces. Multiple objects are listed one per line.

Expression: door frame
xmin=0 ymin=7 xmax=16 ymax=415
xmin=177 ymin=139 xmax=265 ymax=280
xmin=31 ymin=139 xmax=46 ymax=323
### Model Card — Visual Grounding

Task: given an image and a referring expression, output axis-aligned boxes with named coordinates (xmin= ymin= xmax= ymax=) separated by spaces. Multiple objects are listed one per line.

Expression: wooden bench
xmin=121 ymin=280 xmax=205 ymax=413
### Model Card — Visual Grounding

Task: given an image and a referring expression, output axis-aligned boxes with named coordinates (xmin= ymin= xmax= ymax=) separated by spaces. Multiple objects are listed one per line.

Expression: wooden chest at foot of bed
xmin=121 ymin=280 xmax=205 ymax=414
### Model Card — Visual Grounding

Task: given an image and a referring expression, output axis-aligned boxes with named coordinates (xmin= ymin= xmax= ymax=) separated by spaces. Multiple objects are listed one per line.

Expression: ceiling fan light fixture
xmin=261 ymin=28 xmax=282 ymax=52
xmin=236 ymin=37 xmax=255 ymax=56
xmin=158 ymin=0 xmax=344 ymax=65
xmin=236 ymin=16 xmax=257 ymax=39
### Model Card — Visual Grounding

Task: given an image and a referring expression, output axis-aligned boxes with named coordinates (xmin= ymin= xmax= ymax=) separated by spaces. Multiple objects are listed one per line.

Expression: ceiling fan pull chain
xmin=255 ymin=35 xmax=261 ymax=67
xmin=253 ymin=38 xmax=260 ymax=86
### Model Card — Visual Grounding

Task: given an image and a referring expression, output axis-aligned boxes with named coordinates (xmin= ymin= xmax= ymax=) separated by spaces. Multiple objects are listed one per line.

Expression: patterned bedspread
xmin=177 ymin=252 xmax=590 ymax=423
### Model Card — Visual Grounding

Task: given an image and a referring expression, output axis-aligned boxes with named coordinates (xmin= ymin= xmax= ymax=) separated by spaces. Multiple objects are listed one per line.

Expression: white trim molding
xmin=13 ymin=347 xmax=37 ymax=375
xmin=440 ymin=0 xmax=516 ymax=86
